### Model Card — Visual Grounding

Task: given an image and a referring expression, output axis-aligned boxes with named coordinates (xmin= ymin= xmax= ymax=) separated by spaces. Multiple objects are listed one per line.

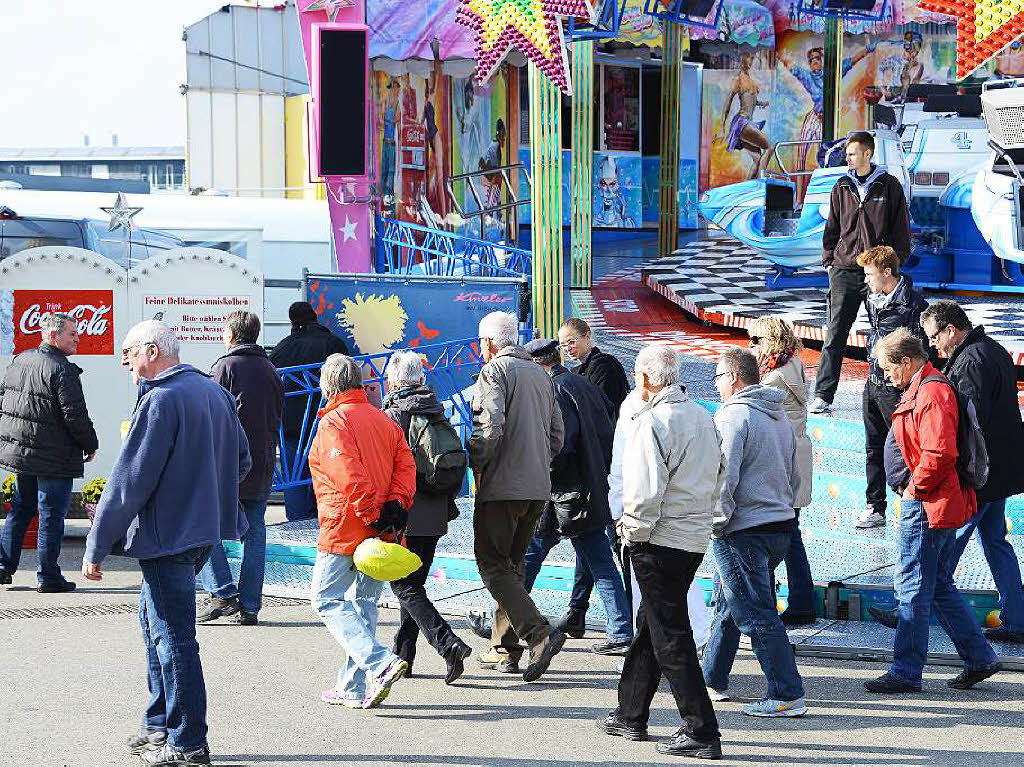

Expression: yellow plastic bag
xmin=353 ymin=537 xmax=422 ymax=582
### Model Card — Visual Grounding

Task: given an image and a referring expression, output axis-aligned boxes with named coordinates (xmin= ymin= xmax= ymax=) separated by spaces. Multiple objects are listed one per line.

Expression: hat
xmin=524 ymin=338 xmax=558 ymax=358
xmin=289 ymin=301 xmax=318 ymax=326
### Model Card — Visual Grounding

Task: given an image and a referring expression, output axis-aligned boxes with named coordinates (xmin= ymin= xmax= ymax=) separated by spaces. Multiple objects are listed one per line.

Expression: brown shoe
xmin=523 ymin=629 xmax=566 ymax=682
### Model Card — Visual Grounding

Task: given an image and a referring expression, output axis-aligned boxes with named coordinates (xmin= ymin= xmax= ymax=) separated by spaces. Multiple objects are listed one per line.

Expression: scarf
xmin=759 ymin=349 xmax=792 ymax=376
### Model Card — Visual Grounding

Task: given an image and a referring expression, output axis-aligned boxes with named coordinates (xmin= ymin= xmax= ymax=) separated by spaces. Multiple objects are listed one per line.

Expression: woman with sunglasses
xmin=747 ymin=317 xmax=815 ymax=626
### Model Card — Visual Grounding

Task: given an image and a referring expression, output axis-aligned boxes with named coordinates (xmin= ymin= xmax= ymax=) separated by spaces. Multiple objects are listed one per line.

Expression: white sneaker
xmin=743 ymin=697 xmax=808 ymax=717
xmin=808 ymin=397 xmax=831 ymax=414
xmin=707 ymin=687 xmax=730 ymax=702
xmin=855 ymin=509 xmax=886 ymax=529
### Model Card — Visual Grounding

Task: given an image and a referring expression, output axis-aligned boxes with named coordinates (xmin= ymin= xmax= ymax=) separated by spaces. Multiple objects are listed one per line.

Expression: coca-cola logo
xmin=19 ymin=304 xmax=111 ymax=337
xmin=454 ymin=292 xmax=513 ymax=304
xmin=13 ymin=290 xmax=115 ymax=355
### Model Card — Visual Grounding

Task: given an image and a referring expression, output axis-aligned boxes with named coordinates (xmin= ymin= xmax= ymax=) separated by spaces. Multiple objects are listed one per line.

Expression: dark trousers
xmin=568 ymin=523 xmax=618 ymax=614
xmin=390 ymin=535 xmax=461 ymax=668
xmin=617 ymin=543 xmax=720 ymax=743
xmin=281 ymin=435 xmax=317 ymax=522
xmin=815 ymin=267 xmax=867 ymax=404
xmin=0 ymin=474 xmax=74 ymax=585
xmin=474 ymin=499 xmax=551 ymax=662
xmin=782 ymin=510 xmax=815 ymax=616
xmin=863 ymin=379 xmax=902 ymax=514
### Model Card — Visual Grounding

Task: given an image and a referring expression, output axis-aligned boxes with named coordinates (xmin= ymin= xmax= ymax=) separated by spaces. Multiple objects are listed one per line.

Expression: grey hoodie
xmin=712 ymin=384 xmax=799 ymax=537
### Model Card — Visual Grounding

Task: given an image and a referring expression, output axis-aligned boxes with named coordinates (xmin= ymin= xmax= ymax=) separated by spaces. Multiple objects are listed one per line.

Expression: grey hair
xmin=478 ymin=311 xmax=518 ymax=350
xmin=719 ymin=347 xmax=760 ymax=386
xmin=634 ymin=345 xmax=680 ymax=387
xmin=41 ymin=312 xmax=74 ymax=336
xmin=124 ymin=320 xmax=180 ymax=359
xmin=874 ymin=327 xmax=928 ymax=366
xmin=320 ymin=354 xmax=363 ymax=398
xmin=386 ymin=350 xmax=425 ymax=387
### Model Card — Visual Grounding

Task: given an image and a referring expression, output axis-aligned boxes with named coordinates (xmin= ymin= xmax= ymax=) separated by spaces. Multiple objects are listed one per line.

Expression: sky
xmin=0 ymin=0 xmax=234 ymax=148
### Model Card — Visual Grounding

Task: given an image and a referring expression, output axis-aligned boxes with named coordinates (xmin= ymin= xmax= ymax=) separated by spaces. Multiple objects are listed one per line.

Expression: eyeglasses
xmin=560 ymin=337 xmax=580 ymax=347
xmin=925 ymin=325 xmax=948 ymax=342
xmin=713 ymin=371 xmax=732 ymax=382
xmin=120 ymin=341 xmax=155 ymax=360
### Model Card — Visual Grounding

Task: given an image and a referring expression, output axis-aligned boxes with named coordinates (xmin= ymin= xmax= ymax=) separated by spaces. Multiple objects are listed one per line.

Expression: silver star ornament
xmin=100 ymin=192 xmax=143 ymax=232
xmin=303 ymin=0 xmax=355 ymax=22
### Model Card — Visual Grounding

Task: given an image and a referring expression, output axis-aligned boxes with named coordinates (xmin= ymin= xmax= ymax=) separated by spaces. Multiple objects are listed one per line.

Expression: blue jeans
xmin=0 ymin=474 xmax=74 ymax=585
xmin=890 ymin=499 xmax=998 ymax=685
xmin=568 ymin=523 xmax=618 ymax=613
xmin=199 ymin=499 xmax=267 ymax=614
xmin=524 ymin=525 xmax=633 ymax=643
xmin=953 ymin=498 xmax=1024 ymax=634
xmin=703 ymin=530 xmax=805 ymax=702
xmin=139 ymin=546 xmax=212 ymax=752
xmin=282 ymin=435 xmax=316 ymax=522
xmin=311 ymin=551 xmax=400 ymax=701
xmin=781 ymin=510 xmax=815 ymax=616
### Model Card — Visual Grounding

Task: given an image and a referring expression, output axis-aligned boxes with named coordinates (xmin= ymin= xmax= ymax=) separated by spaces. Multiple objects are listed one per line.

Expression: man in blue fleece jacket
xmin=83 ymin=320 xmax=251 ymax=767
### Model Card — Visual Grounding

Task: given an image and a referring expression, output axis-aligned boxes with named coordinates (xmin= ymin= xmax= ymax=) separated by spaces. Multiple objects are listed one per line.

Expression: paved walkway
xmin=2 ymin=542 xmax=1023 ymax=766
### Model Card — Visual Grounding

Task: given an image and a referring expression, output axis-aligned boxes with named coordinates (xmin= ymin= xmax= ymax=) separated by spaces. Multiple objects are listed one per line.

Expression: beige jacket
xmin=761 ymin=356 xmax=813 ymax=509
xmin=468 ymin=346 xmax=564 ymax=502
xmin=617 ymin=385 xmax=724 ymax=553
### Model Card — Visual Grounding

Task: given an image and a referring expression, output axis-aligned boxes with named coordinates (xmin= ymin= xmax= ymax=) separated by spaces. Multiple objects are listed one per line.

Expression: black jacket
xmin=577 ymin=345 xmax=630 ymax=420
xmin=0 ymin=344 xmax=99 ymax=478
xmin=383 ymin=383 xmax=457 ymax=538
xmin=211 ymin=344 xmax=284 ymax=501
xmin=942 ymin=326 xmax=1024 ymax=504
xmin=822 ymin=167 xmax=911 ymax=269
xmin=865 ymin=275 xmax=930 ymax=386
xmin=269 ymin=323 xmax=349 ymax=437
xmin=539 ymin=365 xmax=615 ymax=538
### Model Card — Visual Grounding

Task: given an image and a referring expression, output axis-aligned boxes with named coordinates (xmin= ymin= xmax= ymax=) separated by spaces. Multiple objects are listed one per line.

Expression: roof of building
xmin=0 ymin=146 xmax=185 ymax=162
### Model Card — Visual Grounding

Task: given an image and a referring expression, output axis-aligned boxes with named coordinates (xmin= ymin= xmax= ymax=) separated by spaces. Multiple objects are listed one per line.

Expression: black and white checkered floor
xmin=643 ymin=238 xmax=1024 ymax=363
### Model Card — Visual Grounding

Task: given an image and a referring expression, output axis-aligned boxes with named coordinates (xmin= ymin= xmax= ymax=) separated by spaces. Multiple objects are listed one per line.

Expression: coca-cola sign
xmin=13 ymin=290 xmax=115 ymax=355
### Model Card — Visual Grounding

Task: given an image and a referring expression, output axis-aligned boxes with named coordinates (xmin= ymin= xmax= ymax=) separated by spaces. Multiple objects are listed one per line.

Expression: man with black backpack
xmin=382 ymin=351 xmax=472 ymax=685
xmin=865 ymin=329 xmax=1000 ymax=694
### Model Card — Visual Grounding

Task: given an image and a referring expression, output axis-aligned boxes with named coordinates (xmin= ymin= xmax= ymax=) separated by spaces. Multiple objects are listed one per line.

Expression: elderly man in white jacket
xmin=598 ymin=345 xmax=725 ymax=760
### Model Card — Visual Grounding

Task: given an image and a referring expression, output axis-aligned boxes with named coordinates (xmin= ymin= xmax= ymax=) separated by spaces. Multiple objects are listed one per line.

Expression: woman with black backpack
xmin=383 ymin=351 xmax=473 ymax=685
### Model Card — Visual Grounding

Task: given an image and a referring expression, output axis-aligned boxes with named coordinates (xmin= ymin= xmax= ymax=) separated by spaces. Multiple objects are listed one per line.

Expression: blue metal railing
xmin=373 ymin=216 xmax=531 ymax=279
xmin=273 ymin=337 xmax=484 ymax=490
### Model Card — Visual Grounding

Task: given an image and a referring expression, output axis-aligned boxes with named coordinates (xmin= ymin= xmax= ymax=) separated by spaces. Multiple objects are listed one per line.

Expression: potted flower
xmin=82 ymin=477 xmax=107 ymax=523
xmin=1 ymin=475 xmax=13 ymax=513
xmin=2 ymin=475 xmax=38 ymax=548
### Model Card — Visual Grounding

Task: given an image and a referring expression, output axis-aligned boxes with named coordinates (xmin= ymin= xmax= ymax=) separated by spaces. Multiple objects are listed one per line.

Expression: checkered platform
xmin=642 ymin=239 xmax=1024 ymax=365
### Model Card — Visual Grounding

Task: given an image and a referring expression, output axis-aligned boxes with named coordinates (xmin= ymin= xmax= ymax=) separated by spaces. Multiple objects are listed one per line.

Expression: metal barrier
xmin=374 ymin=216 xmax=531 ymax=279
xmin=273 ymin=336 xmax=484 ymax=491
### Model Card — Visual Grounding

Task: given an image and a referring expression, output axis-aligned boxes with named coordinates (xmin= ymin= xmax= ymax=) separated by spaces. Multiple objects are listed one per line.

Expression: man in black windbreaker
xmin=855 ymin=245 xmax=930 ymax=530
xmin=269 ymin=301 xmax=349 ymax=521
xmin=0 ymin=312 xmax=98 ymax=592
xmin=810 ymin=131 xmax=911 ymax=415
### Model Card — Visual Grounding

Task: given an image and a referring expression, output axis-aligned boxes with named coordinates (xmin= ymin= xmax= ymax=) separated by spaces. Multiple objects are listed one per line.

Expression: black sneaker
xmin=591 ymin=639 xmax=631 ymax=656
xmin=196 ymin=596 xmax=240 ymax=623
xmin=445 ymin=640 xmax=473 ymax=685
xmin=139 ymin=743 xmax=211 ymax=765
xmin=597 ymin=712 xmax=648 ymax=741
xmin=0 ymin=570 xmax=11 ymax=585
xmin=466 ymin=611 xmax=492 ymax=640
xmin=127 ymin=728 xmax=167 ymax=755
xmin=779 ymin=610 xmax=816 ymax=627
xmin=523 ymin=629 xmax=566 ymax=682
xmin=554 ymin=609 xmax=586 ymax=639
xmin=868 ymin=606 xmax=898 ymax=629
xmin=37 ymin=579 xmax=75 ymax=594
xmin=236 ymin=611 xmax=258 ymax=626
xmin=656 ymin=729 xmax=722 ymax=759
xmin=864 ymin=673 xmax=921 ymax=693
xmin=984 ymin=626 xmax=1024 ymax=643
xmin=948 ymin=663 xmax=1001 ymax=689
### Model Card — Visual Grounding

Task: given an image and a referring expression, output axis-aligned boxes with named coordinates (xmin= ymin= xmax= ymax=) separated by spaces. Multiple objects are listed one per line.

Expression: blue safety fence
xmin=374 ymin=216 xmax=531 ymax=279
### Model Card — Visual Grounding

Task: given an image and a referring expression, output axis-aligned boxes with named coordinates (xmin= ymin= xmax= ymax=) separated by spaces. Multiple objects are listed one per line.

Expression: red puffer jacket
xmin=891 ymin=362 xmax=976 ymax=529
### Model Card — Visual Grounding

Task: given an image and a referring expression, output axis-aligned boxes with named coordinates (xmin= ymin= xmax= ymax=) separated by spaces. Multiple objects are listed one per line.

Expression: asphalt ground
xmin=2 ymin=541 xmax=1023 ymax=767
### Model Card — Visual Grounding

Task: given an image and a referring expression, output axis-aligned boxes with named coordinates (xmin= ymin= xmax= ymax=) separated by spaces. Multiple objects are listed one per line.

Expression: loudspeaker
xmin=317 ymin=27 xmax=368 ymax=177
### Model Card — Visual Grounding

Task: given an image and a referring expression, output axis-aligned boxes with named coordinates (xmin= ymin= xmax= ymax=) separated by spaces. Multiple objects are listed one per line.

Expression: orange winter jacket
xmin=308 ymin=388 xmax=416 ymax=555
xmin=891 ymin=362 xmax=976 ymax=529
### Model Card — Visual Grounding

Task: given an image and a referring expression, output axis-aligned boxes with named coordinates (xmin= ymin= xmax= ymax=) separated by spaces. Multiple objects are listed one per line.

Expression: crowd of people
xmin=0 ymin=275 xmax=1021 ymax=763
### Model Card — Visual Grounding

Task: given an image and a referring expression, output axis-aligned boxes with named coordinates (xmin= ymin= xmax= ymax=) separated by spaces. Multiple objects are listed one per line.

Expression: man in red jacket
xmin=865 ymin=329 xmax=1000 ymax=693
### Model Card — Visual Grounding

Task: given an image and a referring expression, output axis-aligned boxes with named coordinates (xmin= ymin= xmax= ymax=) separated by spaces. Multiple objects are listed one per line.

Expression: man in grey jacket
xmin=703 ymin=348 xmax=808 ymax=719
xmin=469 ymin=311 xmax=565 ymax=683
xmin=599 ymin=345 xmax=725 ymax=759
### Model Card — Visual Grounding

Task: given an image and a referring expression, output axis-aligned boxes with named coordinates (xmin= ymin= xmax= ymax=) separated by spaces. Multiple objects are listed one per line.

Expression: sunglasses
xmin=749 ymin=336 xmax=762 ymax=346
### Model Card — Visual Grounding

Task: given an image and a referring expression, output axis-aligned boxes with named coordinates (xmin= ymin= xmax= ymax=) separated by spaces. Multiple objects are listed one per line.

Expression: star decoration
xmin=100 ymin=192 xmax=143 ymax=233
xmin=457 ymin=0 xmax=594 ymax=95
xmin=918 ymin=0 xmax=1024 ymax=78
xmin=302 ymin=0 xmax=355 ymax=23
xmin=340 ymin=216 xmax=358 ymax=243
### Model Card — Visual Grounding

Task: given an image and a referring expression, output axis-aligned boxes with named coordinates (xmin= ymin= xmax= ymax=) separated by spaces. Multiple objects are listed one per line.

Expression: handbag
xmin=352 ymin=536 xmax=422 ymax=582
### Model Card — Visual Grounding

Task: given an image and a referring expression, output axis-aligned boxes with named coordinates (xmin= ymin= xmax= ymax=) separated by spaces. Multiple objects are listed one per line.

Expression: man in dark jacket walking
xmin=84 ymin=320 xmax=251 ymax=766
xmin=0 ymin=312 xmax=98 ymax=592
xmin=810 ymin=131 xmax=912 ymax=414
xmin=197 ymin=311 xmax=284 ymax=626
xmin=855 ymin=245 xmax=930 ymax=529
xmin=383 ymin=351 xmax=473 ymax=684
xmin=269 ymin=301 xmax=349 ymax=521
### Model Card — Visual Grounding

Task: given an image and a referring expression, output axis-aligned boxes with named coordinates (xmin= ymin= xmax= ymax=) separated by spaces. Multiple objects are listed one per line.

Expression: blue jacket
xmin=85 ymin=364 xmax=252 ymax=563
